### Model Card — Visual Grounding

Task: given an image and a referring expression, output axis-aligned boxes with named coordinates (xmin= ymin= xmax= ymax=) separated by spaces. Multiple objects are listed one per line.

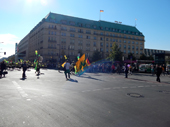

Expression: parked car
xmin=139 ymin=64 xmax=151 ymax=73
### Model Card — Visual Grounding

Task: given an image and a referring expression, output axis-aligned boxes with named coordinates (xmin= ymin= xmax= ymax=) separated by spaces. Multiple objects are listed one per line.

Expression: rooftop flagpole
xmin=99 ymin=10 xmax=104 ymax=21
xmin=135 ymin=18 xmax=137 ymax=27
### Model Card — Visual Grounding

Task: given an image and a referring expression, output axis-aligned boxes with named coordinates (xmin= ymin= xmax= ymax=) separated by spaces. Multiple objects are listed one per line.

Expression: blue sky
xmin=0 ymin=0 xmax=170 ymax=57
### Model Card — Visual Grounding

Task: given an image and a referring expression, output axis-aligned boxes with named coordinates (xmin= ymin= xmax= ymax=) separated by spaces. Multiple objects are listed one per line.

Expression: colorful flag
xmin=100 ymin=10 xmax=104 ymax=12
xmin=86 ymin=58 xmax=91 ymax=66
xmin=76 ymin=54 xmax=85 ymax=73
xmin=61 ymin=62 xmax=66 ymax=68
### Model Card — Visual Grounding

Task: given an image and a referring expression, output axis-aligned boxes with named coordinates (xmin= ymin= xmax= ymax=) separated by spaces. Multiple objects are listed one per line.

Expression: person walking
xmin=156 ymin=65 xmax=162 ymax=82
xmin=124 ymin=63 xmax=128 ymax=78
xmin=0 ymin=61 xmax=6 ymax=78
xmin=22 ymin=61 xmax=27 ymax=79
xmin=151 ymin=65 xmax=155 ymax=76
xmin=64 ymin=60 xmax=71 ymax=80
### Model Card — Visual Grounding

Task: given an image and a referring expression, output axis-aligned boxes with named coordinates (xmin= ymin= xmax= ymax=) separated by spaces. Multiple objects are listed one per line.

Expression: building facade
xmin=18 ymin=12 xmax=145 ymax=62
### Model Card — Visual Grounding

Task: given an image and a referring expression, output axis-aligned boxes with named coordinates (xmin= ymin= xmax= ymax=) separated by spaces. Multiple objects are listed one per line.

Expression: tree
xmin=139 ymin=53 xmax=147 ymax=60
xmin=91 ymin=49 xmax=102 ymax=62
xmin=107 ymin=43 xmax=123 ymax=61
xmin=139 ymin=54 xmax=154 ymax=60
xmin=128 ymin=53 xmax=136 ymax=60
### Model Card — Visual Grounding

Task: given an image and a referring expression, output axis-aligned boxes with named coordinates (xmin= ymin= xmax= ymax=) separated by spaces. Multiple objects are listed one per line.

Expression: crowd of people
xmin=0 ymin=59 xmax=170 ymax=82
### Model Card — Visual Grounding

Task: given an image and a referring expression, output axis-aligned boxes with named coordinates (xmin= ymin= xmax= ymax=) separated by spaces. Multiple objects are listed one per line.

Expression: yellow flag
xmin=76 ymin=54 xmax=85 ymax=73
xmin=61 ymin=62 xmax=66 ymax=68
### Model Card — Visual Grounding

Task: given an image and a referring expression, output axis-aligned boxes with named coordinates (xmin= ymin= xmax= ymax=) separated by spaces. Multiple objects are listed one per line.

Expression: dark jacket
xmin=1 ymin=62 xmax=6 ymax=70
xmin=156 ymin=67 xmax=162 ymax=75
xmin=22 ymin=63 xmax=27 ymax=71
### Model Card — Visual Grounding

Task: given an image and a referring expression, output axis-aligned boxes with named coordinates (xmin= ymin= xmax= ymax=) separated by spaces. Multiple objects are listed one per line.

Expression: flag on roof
xmin=100 ymin=10 xmax=104 ymax=12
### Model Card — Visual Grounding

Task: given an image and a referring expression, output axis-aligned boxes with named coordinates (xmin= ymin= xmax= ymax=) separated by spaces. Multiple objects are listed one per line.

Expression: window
xmin=100 ymin=32 xmax=103 ymax=35
xmin=128 ymin=41 xmax=130 ymax=44
xmin=100 ymin=37 xmax=103 ymax=40
xmin=78 ymin=35 xmax=83 ymax=38
xmin=78 ymin=29 xmax=83 ymax=33
xmin=124 ymin=45 xmax=126 ymax=49
xmin=61 ymin=33 xmax=66 ymax=36
xmin=124 ymin=40 xmax=126 ymax=43
xmin=112 ymin=34 xmax=115 ymax=37
xmin=132 ymin=51 xmax=134 ymax=54
xmin=106 ymin=38 xmax=108 ymax=41
xmin=110 ymin=43 xmax=112 ymax=47
xmin=70 ymin=21 xmax=75 ymax=26
xmin=49 ymin=31 xmax=50 ymax=35
xmin=70 ymin=39 xmax=75 ymax=44
xmin=51 ymin=31 xmax=53 ymax=35
xmin=124 ymin=35 xmax=126 ymax=38
xmin=93 ymin=42 xmax=96 ymax=46
xmin=86 ymin=36 xmax=90 ymax=39
xmin=106 ymin=27 xmax=109 ymax=30
xmin=136 ymin=46 xmax=138 ymax=50
xmin=132 ymin=46 xmax=134 ymax=49
xmin=110 ymin=38 xmax=112 ymax=41
xmin=94 ymin=31 xmax=97 ymax=35
xmin=106 ymin=43 xmax=108 ymax=47
xmin=61 ymin=20 xmax=67 ymax=24
xmin=124 ymin=50 xmax=126 ymax=53
xmin=93 ymin=25 xmax=97 ymax=29
xmin=119 ymin=40 xmax=121 ymax=43
xmin=86 ymin=30 xmax=91 ymax=34
xmin=100 ymin=48 xmax=103 ymax=52
xmin=128 ymin=45 xmax=130 ymax=49
xmin=140 ymin=51 xmax=143 ymax=54
xmin=113 ymin=39 xmax=115 ymax=42
xmin=94 ymin=37 xmax=97 ymax=40
xmin=140 ymin=42 xmax=143 ymax=45
xmin=100 ymin=42 xmax=103 ymax=46
xmin=136 ymin=42 xmax=138 ymax=44
xmin=54 ymin=32 xmax=56 ymax=35
xmin=70 ymin=34 xmax=75 ymax=37
xmin=86 ymin=24 xmax=90 ymax=28
xmin=132 ymin=41 xmax=134 ymax=44
xmin=128 ymin=50 xmax=130 ymax=53
xmin=119 ymin=44 xmax=121 ymax=48
xmin=136 ymin=51 xmax=138 ymax=54
xmin=61 ymin=26 xmax=67 ymax=31
xmin=93 ymin=47 xmax=96 ymax=51
xmin=106 ymin=48 xmax=108 ymax=52
xmin=70 ymin=28 xmax=76 ymax=32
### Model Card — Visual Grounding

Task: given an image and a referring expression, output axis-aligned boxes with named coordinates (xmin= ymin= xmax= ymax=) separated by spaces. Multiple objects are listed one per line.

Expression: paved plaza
xmin=0 ymin=69 xmax=170 ymax=127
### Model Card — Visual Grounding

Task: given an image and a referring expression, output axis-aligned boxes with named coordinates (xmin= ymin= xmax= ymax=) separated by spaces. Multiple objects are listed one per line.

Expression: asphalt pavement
xmin=0 ymin=69 xmax=170 ymax=127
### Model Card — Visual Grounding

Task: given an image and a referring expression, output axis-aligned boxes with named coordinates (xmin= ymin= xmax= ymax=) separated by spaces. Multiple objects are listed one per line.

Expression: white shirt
xmin=65 ymin=62 xmax=71 ymax=70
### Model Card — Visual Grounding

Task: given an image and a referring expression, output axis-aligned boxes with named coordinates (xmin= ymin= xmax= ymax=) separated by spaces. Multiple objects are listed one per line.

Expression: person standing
xmin=124 ymin=63 xmax=128 ymax=78
xmin=22 ymin=61 xmax=27 ymax=79
xmin=156 ymin=65 xmax=162 ymax=82
xmin=64 ymin=60 xmax=71 ymax=80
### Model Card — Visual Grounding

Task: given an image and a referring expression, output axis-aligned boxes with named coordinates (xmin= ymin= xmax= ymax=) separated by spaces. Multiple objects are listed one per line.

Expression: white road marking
xmin=12 ymin=81 xmax=28 ymax=98
xmin=104 ymin=88 xmax=111 ymax=90
xmin=138 ymin=86 xmax=144 ymax=87
xmin=122 ymin=87 xmax=128 ymax=89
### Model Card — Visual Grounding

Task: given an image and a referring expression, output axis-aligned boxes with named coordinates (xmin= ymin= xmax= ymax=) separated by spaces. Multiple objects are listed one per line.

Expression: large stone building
xmin=17 ymin=12 xmax=145 ymax=62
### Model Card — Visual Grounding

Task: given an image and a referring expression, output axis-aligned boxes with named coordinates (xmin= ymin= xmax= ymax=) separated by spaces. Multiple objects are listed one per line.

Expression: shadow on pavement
xmin=68 ymin=78 xmax=78 ymax=83
xmin=20 ymin=78 xmax=26 ymax=80
xmin=77 ymin=75 xmax=103 ymax=81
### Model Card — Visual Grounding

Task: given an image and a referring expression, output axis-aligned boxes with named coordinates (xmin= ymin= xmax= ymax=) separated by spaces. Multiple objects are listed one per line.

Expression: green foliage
xmin=139 ymin=54 xmax=154 ymax=60
xmin=128 ymin=53 xmax=136 ymax=60
xmin=108 ymin=43 xmax=123 ymax=61
xmin=91 ymin=49 xmax=102 ymax=62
